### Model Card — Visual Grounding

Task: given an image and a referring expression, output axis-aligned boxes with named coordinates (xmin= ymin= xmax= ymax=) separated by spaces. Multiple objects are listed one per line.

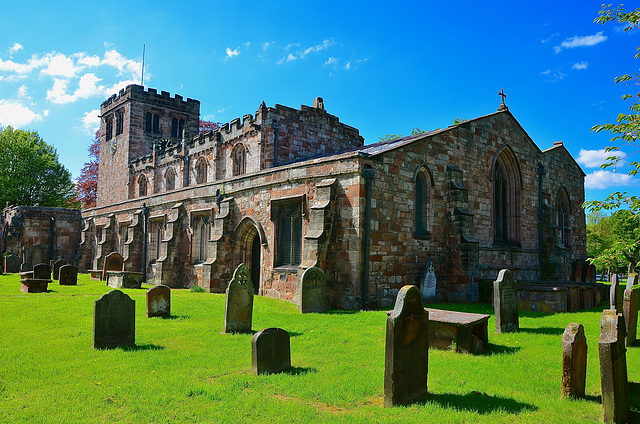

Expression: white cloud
xmin=262 ymin=42 xmax=273 ymax=50
xmin=344 ymin=62 xmax=351 ymax=70
xmin=81 ymin=108 xmax=101 ymax=135
xmin=225 ymin=48 xmax=240 ymax=59
xmin=541 ymin=33 xmax=559 ymax=44
xmin=47 ymin=74 xmax=137 ymax=104
xmin=17 ymin=85 xmax=27 ymax=98
xmin=101 ymin=49 xmax=140 ymax=78
xmin=540 ymin=69 xmax=566 ymax=83
xmin=41 ymin=53 xmax=79 ymax=78
xmin=9 ymin=42 xmax=23 ymax=54
xmin=585 ymin=170 xmax=638 ymax=189
xmin=554 ymin=32 xmax=607 ymax=53
xmin=324 ymin=57 xmax=338 ymax=66
xmin=0 ymin=99 xmax=43 ymax=127
xmin=572 ymin=61 xmax=588 ymax=70
xmin=577 ymin=149 xmax=625 ymax=168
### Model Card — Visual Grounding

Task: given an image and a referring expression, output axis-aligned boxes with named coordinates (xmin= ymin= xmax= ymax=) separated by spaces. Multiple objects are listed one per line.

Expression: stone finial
xmin=498 ymin=88 xmax=508 ymax=111
xmin=313 ymin=97 xmax=325 ymax=110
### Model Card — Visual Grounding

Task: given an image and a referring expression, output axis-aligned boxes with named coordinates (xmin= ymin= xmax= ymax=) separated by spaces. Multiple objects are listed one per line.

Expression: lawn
xmin=0 ymin=273 xmax=637 ymax=423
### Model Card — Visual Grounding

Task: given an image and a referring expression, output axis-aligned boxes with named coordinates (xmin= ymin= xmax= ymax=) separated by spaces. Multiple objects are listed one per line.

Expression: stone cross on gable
xmin=498 ymin=88 xmax=508 ymax=111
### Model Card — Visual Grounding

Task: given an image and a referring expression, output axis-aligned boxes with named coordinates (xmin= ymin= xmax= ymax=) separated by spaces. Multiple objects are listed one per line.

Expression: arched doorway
xmin=250 ymin=234 xmax=261 ymax=294
xmin=235 ymin=216 xmax=266 ymax=295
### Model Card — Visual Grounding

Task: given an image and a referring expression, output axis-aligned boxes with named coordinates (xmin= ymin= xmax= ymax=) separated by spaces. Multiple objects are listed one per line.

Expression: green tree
xmin=0 ymin=126 xmax=78 ymax=208
xmin=587 ymin=210 xmax=636 ymax=274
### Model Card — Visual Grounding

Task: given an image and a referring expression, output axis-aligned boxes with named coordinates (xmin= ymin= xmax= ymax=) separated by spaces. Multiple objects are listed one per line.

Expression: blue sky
xmin=1 ymin=1 xmax=639 ymax=207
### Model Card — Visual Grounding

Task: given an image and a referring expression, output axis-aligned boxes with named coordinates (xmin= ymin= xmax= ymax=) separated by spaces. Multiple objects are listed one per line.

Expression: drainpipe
xmin=537 ymin=163 xmax=546 ymax=275
xmin=142 ymin=203 xmax=149 ymax=284
xmin=49 ymin=216 xmax=56 ymax=262
xmin=361 ymin=167 xmax=375 ymax=309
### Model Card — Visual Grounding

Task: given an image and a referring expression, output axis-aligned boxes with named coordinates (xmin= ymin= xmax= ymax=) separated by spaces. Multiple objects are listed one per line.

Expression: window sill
xmin=273 ymin=265 xmax=299 ymax=273
xmin=414 ymin=232 xmax=432 ymax=241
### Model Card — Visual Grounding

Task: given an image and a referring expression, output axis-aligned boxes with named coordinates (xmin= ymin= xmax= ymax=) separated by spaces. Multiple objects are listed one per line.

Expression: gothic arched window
xmin=414 ymin=166 xmax=433 ymax=237
xmin=195 ymin=157 xmax=208 ymax=184
xmin=191 ymin=216 xmax=210 ymax=263
xmin=492 ymin=146 xmax=522 ymax=245
xmin=232 ymin=144 xmax=247 ymax=176
xmin=138 ymin=175 xmax=148 ymax=197
xmin=275 ymin=203 xmax=302 ymax=267
xmin=557 ymin=188 xmax=571 ymax=247
xmin=165 ymin=167 xmax=176 ymax=191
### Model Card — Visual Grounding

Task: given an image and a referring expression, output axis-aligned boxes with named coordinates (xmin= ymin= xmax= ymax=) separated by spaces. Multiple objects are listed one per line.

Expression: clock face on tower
xmin=110 ymin=138 xmax=117 ymax=155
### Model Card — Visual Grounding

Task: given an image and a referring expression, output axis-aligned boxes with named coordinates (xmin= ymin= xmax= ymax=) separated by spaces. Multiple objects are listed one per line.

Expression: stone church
xmin=3 ymin=84 xmax=587 ymax=309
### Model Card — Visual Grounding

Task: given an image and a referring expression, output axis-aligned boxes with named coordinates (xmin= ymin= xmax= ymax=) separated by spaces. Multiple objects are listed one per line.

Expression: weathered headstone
xmin=626 ymin=273 xmax=638 ymax=288
xmin=30 ymin=247 xmax=43 ymax=269
xmin=223 ymin=264 xmax=254 ymax=333
xmin=420 ymin=258 xmax=436 ymax=302
xmin=598 ymin=310 xmax=629 ymax=424
xmin=561 ymin=323 xmax=587 ymax=399
xmin=623 ymin=287 xmax=638 ymax=347
xmin=52 ymin=259 xmax=68 ymax=280
xmin=384 ymin=285 xmax=429 ymax=407
xmin=299 ymin=266 xmax=327 ymax=313
xmin=572 ymin=260 xmax=584 ymax=283
xmin=33 ymin=263 xmax=51 ymax=280
xmin=58 ymin=264 xmax=78 ymax=286
xmin=4 ymin=253 xmax=20 ymax=273
xmin=586 ymin=263 xmax=597 ymax=284
xmin=20 ymin=262 xmax=31 ymax=272
xmin=251 ymin=328 xmax=291 ymax=375
xmin=146 ymin=285 xmax=171 ymax=318
xmin=493 ymin=269 xmax=519 ymax=333
xmin=610 ymin=274 xmax=623 ymax=312
xmin=101 ymin=252 xmax=124 ymax=281
xmin=93 ymin=290 xmax=135 ymax=349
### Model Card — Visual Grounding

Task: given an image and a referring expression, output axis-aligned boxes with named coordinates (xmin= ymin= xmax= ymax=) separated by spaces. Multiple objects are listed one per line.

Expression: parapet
xmin=101 ymin=84 xmax=200 ymax=114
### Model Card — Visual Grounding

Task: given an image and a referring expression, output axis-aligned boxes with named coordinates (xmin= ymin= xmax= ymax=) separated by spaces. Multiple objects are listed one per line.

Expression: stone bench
xmin=106 ymin=271 xmax=143 ymax=289
xmin=20 ymin=278 xmax=51 ymax=293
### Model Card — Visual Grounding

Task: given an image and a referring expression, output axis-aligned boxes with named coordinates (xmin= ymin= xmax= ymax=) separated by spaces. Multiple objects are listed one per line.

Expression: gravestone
xmin=598 ymin=310 xmax=629 ymax=424
xmin=101 ymin=252 xmax=124 ymax=281
xmin=493 ymin=269 xmax=519 ymax=333
xmin=561 ymin=323 xmax=587 ymax=399
xmin=384 ymin=285 xmax=429 ymax=407
xmin=223 ymin=264 xmax=254 ymax=333
xmin=52 ymin=259 xmax=68 ymax=280
xmin=572 ymin=260 xmax=584 ymax=283
xmin=93 ymin=290 xmax=135 ymax=349
xmin=420 ymin=258 xmax=436 ymax=302
xmin=58 ymin=264 xmax=78 ymax=286
xmin=626 ymin=273 xmax=638 ymax=288
xmin=586 ymin=263 xmax=596 ymax=284
xmin=33 ymin=263 xmax=51 ymax=280
xmin=251 ymin=328 xmax=291 ymax=375
xmin=31 ymin=247 xmax=43 ymax=268
xmin=146 ymin=285 xmax=171 ymax=318
xmin=20 ymin=262 xmax=31 ymax=272
xmin=610 ymin=274 xmax=623 ymax=312
xmin=4 ymin=253 xmax=20 ymax=273
xmin=299 ymin=266 xmax=327 ymax=313
xmin=623 ymin=287 xmax=638 ymax=347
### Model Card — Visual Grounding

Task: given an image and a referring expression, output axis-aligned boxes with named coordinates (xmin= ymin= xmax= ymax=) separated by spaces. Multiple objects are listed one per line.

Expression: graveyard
xmin=0 ymin=272 xmax=637 ymax=423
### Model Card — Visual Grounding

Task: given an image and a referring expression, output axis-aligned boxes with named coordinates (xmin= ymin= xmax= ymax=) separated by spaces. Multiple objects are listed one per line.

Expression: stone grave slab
xmin=106 ymin=271 xmax=143 ymax=289
xmin=223 ymin=264 xmax=254 ymax=333
xmin=494 ymin=269 xmax=519 ymax=333
xmin=52 ymin=259 xmax=68 ymax=280
xmin=93 ymin=290 xmax=135 ymax=349
xmin=251 ymin=327 xmax=291 ymax=375
xmin=4 ymin=253 xmax=20 ymax=273
xmin=425 ymin=308 xmax=489 ymax=354
xmin=623 ymin=287 xmax=638 ymax=347
xmin=420 ymin=258 xmax=436 ymax=302
xmin=610 ymin=274 xmax=623 ymax=312
xmin=58 ymin=264 xmax=78 ymax=286
xmin=561 ymin=323 xmax=587 ymax=399
xmin=101 ymin=252 xmax=124 ymax=281
xmin=147 ymin=285 xmax=171 ymax=318
xmin=598 ymin=309 xmax=629 ymax=424
xmin=384 ymin=285 xmax=429 ymax=407
xmin=299 ymin=266 xmax=327 ymax=313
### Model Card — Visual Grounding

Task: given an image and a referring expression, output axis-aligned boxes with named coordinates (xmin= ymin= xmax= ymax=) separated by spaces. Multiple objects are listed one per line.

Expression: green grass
xmin=0 ymin=273 xmax=637 ymax=423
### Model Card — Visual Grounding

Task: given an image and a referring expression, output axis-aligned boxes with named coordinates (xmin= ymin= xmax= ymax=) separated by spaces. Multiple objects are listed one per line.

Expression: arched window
xmin=276 ymin=203 xmax=302 ymax=267
xmin=557 ymin=188 xmax=571 ymax=247
xmin=232 ymin=144 xmax=247 ymax=176
xmin=195 ymin=157 xmax=208 ymax=184
xmin=149 ymin=219 xmax=165 ymax=263
xmin=492 ymin=146 xmax=522 ymax=245
xmin=138 ymin=175 xmax=148 ymax=197
xmin=165 ymin=167 xmax=176 ymax=191
xmin=191 ymin=216 xmax=210 ymax=263
xmin=414 ymin=166 xmax=432 ymax=237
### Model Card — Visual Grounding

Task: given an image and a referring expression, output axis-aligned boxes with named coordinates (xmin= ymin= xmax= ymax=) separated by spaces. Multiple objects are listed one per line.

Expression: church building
xmin=72 ymin=84 xmax=586 ymax=309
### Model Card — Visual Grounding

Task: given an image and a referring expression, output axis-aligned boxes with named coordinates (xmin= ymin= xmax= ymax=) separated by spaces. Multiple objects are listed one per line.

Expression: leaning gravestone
xmin=561 ymin=323 xmax=587 ymax=399
xmin=4 ymin=253 xmax=20 ymax=273
xmin=626 ymin=273 xmax=638 ymax=288
xmin=299 ymin=266 xmax=327 ymax=313
xmin=58 ymin=264 xmax=78 ymax=286
xmin=384 ymin=285 xmax=429 ymax=407
xmin=223 ymin=264 xmax=254 ymax=333
xmin=420 ymin=258 xmax=436 ymax=302
xmin=102 ymin=252 xmax=124 ymax=281
xmin=598 ymin=310 xmax=629 ymax=424
xmin=494 ymin=269 xmax=519 ymax=333
xmin=146 ymin=285 xmax=171 ymax=318
xmin=610 ymin=274 xmax=623 ymax=312
xmin=251 ymin=328 xmax=291 ymax=375
xmin=52 ymin=259 xmax=68 ymax=280
xmin=623 ymin=287 xmax=638 ymax=347
xmin=93 ymin=290 xmax=135 ymax=349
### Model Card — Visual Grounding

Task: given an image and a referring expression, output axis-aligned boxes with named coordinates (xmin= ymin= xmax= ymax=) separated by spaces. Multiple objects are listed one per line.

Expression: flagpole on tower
xmin=141 ymin=44 xmax=146 ymax=87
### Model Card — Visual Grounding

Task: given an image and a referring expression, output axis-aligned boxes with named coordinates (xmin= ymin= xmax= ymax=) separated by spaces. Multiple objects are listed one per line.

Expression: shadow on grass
xmin=630 ymin=382 xmax=640 ymax=420
xmin=425 ymin=392 xmax=537 ymax=415
xmin=45 ymin=289 xmax=57 ymax=293
xmin=121 ymin=343 xmax=165 ymax=352
xmin=483 ymin=343 xmax=520 ymax=355
xmin=283 ymin=366 xmax=318 ymax=376
xmin=518 ymin=327 xmax=565 ymax=336
xmin=583 ymin=394 xmax=601 ymax=404
xmin=159 ymin=314 xmax=190 ymax=320
xmin=288 ymin=331 xmax=303 ymax=338
xmin=325 ymin=310 xmax=360 ymax=315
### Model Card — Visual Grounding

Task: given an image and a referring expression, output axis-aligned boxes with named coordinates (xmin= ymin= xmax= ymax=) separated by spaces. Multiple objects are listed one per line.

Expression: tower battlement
xmin=100 ymin=84 xmax=200 ymax=114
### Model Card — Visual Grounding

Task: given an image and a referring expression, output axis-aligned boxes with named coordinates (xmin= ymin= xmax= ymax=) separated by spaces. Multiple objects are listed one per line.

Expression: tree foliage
xmin=76 ymin=130 xmax=99 ymax=208
xmin=587 ymin=210 xmax=640 ymax=273
xmin=378 ymin=128 xmax=426 ymax=142
xmin=0 ymin=126 xmax=78 ymax=208
xmin=199 ymin=120 xmax=221 ymax=134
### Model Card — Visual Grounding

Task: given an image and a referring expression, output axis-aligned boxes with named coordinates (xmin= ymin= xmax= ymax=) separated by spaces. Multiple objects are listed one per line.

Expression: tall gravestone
xmin=299 ymin=266 xmax=327 ymax=313
xmin=598 ymin=310 xmax=629 ymax=424
xmin=610 ymin=274 xmax=623 ymax=312
xmin=420 ymin=258 xmax=436 ymax=302
xmin=102 ymin=252 xmax=124 ymax=281
xmin=33 ymin=263 xmax=51 ymax=280
xmin=147 ymin=285 xmax=171 ymax=318
xmin=93 ymin=290 xmax=135 ymax=349
xmin=251 ymin=328 xmax=291 ymax=375
xmin=223 ymin=264 xmax=254 ymax=333
xmin=626 ymin=273 xmax=638 ymax=288
xmin=4 ymin=253 xmax=20 ymax=273
xmin=52 ymin=259 xmax=68 ymax=280
xmin=494 ymin=269 xmax=519 ymax=333
xmin=623 ymin=287 xmax=638 ymax=347
xmin=561 ymin=323 xmax=587 ymax=399
xmin=58 ymin=264 xmax=78 ymax=286
xmin=384 ymin=285 xmax=429 ymax=407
